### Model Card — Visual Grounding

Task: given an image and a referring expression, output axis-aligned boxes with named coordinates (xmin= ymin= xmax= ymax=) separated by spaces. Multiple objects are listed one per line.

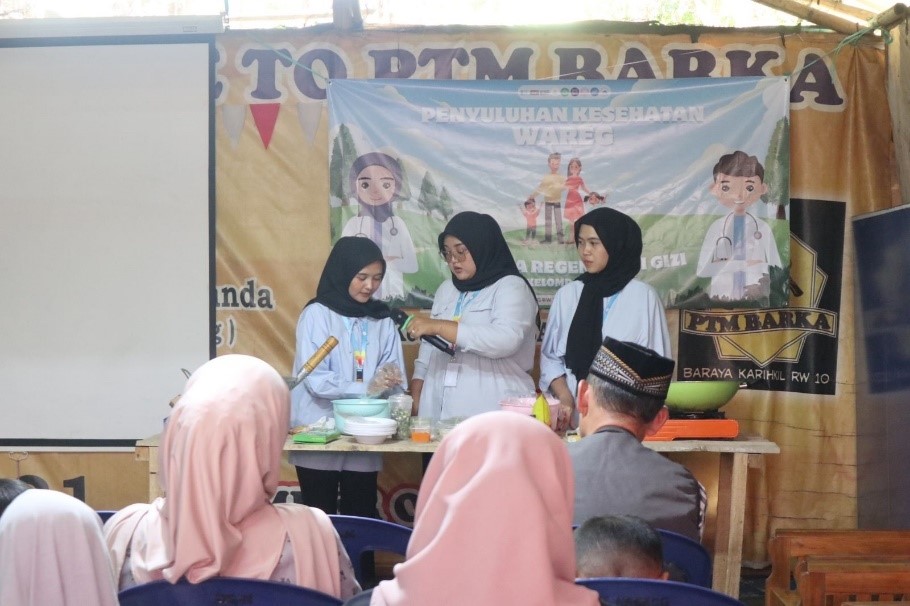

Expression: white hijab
xmin=0 ymin=488 xmax=119 ymax=606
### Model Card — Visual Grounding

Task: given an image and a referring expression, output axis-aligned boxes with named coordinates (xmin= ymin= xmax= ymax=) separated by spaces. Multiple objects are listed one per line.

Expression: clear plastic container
xmin=388 ymin=393 xmax=413 ymax=440
xmin=410 ymin=417 xmax=432 ymax=443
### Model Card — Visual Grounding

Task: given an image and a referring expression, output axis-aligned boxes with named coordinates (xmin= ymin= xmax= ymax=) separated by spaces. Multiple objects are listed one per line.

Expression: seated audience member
xmin=0 ymin=477 xmax=31 ymax=518
xmin=569 ymin=337 xmax=705 ymax=541
xmin=371 ymin=411 xmax=600 ymax=606
xmin=104 ymin=354 xmax=360 ymax=599
xmin=574 ymin=515 xmax=669 ymax=580
xmin=0 ymin=488 xmax=119 ymax=606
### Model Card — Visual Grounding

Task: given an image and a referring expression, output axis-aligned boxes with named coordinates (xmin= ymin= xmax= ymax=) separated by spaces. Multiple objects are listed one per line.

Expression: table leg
xmin=712 ymin=451 xmax=751 ymax=597
xmin=135 ymin=444 xmax=162 ymax=502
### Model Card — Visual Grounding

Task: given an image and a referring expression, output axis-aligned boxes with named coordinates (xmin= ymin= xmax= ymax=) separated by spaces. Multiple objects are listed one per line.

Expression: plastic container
xmin=499 ymin=395 xmax=559 ymax=430
xmin=331 ymin=398 xmax=389 ymax=433
xmin=388 ymin=394 xmax=413 ymax=440
xmin=435 ymin=416 xmax=467 ymax=440
xmin=410 ymin=417 xmax=432 ymax=443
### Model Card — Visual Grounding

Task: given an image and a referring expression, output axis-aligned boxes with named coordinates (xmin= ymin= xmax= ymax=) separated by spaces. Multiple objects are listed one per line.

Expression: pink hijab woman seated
xmin=0 ymin=488 xmax=119 ymax=606
xmin=104 ymin=354 xmax=360 ymax=599
xmin=371 ymin=411 xmax=600 ymax=606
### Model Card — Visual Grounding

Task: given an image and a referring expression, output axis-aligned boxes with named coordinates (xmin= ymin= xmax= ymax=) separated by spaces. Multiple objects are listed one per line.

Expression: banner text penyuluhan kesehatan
xmin=327 ymin=77 xmax=790 ymax=310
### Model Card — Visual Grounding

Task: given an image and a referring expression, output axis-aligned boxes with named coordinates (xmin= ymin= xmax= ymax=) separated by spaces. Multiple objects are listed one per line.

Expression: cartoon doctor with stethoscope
xmin=341 ymin=152 xmax=418 ymax=301
xmin=696 ymin=151 xmax=781 ymax=302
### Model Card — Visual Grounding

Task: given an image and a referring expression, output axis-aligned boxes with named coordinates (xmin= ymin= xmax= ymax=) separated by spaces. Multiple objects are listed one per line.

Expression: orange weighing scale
xmin=645 ymin=410 xmax=740 ymax=441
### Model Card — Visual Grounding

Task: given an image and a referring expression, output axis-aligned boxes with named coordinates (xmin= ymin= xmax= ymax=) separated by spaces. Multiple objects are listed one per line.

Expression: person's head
xmin=437 ymin=211 xmax=521 ymax=292
xmin=568 ymin=157 xmax=582 ymax=177
xmin=577 ymin=336 xmax=675 ymax=440
xmin=349 ymin=152 xmax=403 ymax=206
xmin=0 ymin=478 xmax=31 ymax=519
xmin=574 ymin=207 xmax=642 ymax=277
xmin=575 ymin=515 xmax=668 ymax=580
xmin=372 ymin=411 xmax=599 ymax=605
xmin=524 ymin=199 xmax=537 ymax=210
xmin=0 ymin=488 xmax=118 ymax=606
xmin=156 ymin=354 xmax=290 ymax=581
xmin=312 ymin=236 xmax=389 ymax=318
xmin=548 ymin=151 xmax=562 ymax=173
xmin=710 ymin=150 xmax=767 ymax=215
xmin=584 ymin=192 xmax=605 ymax=206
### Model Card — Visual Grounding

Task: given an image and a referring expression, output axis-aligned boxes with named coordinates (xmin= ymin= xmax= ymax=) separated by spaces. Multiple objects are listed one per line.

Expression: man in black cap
xmin=568 ymin=336 xmax=704 ymax=541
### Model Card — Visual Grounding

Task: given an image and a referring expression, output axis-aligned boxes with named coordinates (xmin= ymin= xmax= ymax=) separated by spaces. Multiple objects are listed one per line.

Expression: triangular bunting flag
xmin=249 ymin=103 xmax=281 ymax=149
xmin=296 ymin=101 xmax=324 ymax=144
xmin=221 ymin=104 xmax=246 ymax=147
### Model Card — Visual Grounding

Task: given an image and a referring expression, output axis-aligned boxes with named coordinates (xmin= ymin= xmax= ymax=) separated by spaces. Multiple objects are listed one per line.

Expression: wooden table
xmin=135 ymin=433 xmax=779 ymax=598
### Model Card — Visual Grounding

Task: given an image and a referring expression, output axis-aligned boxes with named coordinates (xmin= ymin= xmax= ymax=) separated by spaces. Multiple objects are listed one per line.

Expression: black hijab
xmin=437 ymin=211 xmax=523 ymax=292
xmin=438 ymin=211 xmax=540 ymax=331
xmin=307 ymin=236 xmax=391 ymax=319
xmin=564 ymin=207 xmax=643 ymax=381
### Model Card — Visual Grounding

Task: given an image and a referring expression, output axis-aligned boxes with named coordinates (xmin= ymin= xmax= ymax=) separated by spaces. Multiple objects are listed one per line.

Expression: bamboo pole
xmin=753 ymin=0 xmax=873 ymax=34
xmin=873 ymin=3 xmax=909 ymax=31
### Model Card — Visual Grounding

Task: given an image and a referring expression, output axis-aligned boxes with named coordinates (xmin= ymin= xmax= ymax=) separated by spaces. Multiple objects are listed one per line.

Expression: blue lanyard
xmin=601 ymin=293 xmax=619 ymax=330
xmin=453 ymin=292 xmax=479 ymax=321
xmin=342 ymin=318 xmax=369 ymax=382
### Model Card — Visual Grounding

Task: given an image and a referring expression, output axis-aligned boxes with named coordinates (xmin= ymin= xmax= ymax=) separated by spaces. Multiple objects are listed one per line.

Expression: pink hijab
xmin=372 ymin=411 xmax=600 ymax=606
xmin=104 ymin=354 xmax=341 ymax=595
xmin=0 ymin=488 xmax=119 ymax=606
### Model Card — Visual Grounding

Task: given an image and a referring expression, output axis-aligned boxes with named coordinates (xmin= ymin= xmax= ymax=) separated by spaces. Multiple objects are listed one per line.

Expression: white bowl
xmin=345 ymin=428 xmax=396 ymax=436
xmin=352 ymin=433 xmax=392 ymax=445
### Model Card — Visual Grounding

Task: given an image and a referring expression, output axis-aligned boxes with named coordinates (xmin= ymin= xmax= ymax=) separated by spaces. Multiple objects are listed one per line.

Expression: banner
xmin=211 ymin=28 xmax=896 ymax=562
xmin=327 ymin=77 xmax=790 ymax=308
xmin=677 ymin=198 xmax=844 ymax=394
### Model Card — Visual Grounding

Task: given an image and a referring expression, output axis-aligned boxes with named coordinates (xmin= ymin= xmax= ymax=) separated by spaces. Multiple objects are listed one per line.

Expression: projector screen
xmin=0 ymin=40 xmax=213 ymax=446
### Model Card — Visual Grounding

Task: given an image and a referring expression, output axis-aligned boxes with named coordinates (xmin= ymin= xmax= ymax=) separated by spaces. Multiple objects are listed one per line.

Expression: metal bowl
xmin=664 ymin=381 xmax=740 ymax=412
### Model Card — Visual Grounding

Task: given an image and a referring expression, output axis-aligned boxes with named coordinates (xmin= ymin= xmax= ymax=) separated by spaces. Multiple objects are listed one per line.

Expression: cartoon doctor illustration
xmin=341 ymin=152 xmax=418 ymax=301
xmin=696 ymin=150 xmax=782 ymax=303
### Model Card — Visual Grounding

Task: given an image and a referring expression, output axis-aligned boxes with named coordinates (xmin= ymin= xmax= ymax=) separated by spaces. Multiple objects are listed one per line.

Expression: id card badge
xmin=444 ymin=362 xmax=461 ymax=387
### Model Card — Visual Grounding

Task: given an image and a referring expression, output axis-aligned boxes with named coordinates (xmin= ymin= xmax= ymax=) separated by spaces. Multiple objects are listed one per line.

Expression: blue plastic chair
xmin=118 ymin=577 xmax=343 ymax=605
xmin=657 ymin=528 xmax=713 ymax=588
xmin=343 ymin=588 xmax=374 ymax=605
xmin=328 ymin=515 xmax=412 ymax=585
xmin=96 ymin=509 xmax=117 ymax=523
xmin=576 ymin=577 xmax=744 ymax=605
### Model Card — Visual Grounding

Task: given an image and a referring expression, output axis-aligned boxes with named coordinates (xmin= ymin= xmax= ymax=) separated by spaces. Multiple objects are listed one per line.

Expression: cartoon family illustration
xmin=340 ymin=152 xmax=417 ymax=300
xmin=523 ymin=152 xmax=606 ymax=245
xmin=696 ymin=150 xmax=782 ymax=303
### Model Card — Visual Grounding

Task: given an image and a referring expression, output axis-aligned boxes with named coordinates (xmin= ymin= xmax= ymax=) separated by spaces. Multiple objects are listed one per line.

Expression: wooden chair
xmin=798 ymin=569 xmax=910 ymax=606
xmin=766 ymin=529 xmax=910 ymax=606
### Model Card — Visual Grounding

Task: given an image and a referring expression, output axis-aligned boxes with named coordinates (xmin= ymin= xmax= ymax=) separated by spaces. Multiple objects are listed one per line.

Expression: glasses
xmin=439 ymin=246 xmax=469 ymax=262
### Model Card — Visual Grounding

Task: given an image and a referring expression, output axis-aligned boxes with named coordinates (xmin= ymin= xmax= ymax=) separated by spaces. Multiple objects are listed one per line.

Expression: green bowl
xmin=664 ymin=381 xmax=740 ymax=412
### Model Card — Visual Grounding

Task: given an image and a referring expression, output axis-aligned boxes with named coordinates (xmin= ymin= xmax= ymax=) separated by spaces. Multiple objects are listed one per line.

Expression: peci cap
xmin=589 ymin=337 xmax=675 ymax=400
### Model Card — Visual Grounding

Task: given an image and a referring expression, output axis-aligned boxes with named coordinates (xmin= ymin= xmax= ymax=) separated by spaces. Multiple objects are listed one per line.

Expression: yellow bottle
xmin=532 ymin=391 xmax=551 ymax=427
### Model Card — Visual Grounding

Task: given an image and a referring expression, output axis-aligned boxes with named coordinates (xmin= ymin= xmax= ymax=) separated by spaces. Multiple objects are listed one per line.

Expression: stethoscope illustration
xmin=713 ymin=212 xmax=762 ymax=262
xmin=353 ymin=214 xmax=400 ymax=237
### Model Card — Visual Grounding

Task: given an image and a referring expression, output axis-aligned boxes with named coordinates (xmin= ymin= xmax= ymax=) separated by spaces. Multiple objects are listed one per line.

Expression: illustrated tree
xmin=329 ymin=137 xmax=344 ymax=202
xmin=763 ymin=117 xmax=790 ymax=220
xmin=417 ymin=171 xmax=440 ymax=217
xmin=396 ymin=156 xmax=412 ymax=211
xmin=438 ymin=186 xmax=454 ymax=220
xmin=329 ymin=124 xmax=359 ymax=205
